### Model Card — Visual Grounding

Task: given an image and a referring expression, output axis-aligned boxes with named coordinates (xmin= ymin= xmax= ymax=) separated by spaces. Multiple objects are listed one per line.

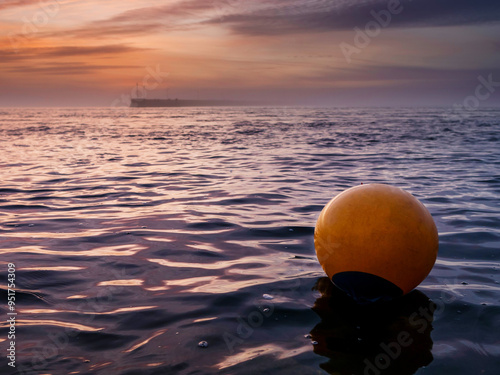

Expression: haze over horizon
xmin=1 ymin=0 xmax=499 ymax=107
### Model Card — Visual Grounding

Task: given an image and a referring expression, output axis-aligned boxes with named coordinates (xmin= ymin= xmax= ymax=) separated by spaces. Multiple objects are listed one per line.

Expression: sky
xmin=0 ymin=0 xmax=499 ymax=107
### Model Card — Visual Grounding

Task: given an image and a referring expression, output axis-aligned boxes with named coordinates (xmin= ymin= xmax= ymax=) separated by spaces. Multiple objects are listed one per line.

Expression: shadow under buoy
xmin=310 ymin=277 xmax=435 ymax=375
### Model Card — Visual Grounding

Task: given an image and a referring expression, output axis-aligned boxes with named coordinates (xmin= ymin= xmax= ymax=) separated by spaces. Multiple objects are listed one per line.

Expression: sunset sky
xmin=1 ymin=0 xmax=499 ymax=107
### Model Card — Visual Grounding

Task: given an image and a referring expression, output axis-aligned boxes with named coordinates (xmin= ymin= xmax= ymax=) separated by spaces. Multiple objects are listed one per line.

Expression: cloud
xmin=3 ymin=0 xmax=216 ymax=40
xmin=208 ymin=0 xmax=500 ymax=35
xmin=62 ymin=0 xmax=215 ymax=38
xmin=6 ymin=62 xmax=138 ymax=75
xmin=6 ymin=1 xmax=500 ymax=41
xmin=105 ymin=0 xmax=213 ymax=22
xmin=0 ymin=0 xmax=41 ymax=11
xmin=0 ymin=43 xmax=146 ymax=60
xmin=42 ymin=44 xmax=146 ymax=57
xmin=59 ymin=22 xmax=165 ymax=38
xmin=0 ymin=44 xmax=148 ymax=76
xmin=38 ymin=0 xmax=209 ymax=39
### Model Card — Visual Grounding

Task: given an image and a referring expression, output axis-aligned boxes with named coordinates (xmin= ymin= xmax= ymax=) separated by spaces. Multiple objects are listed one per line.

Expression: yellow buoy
xmin=314 ymin=184 xmax=438 ymax=303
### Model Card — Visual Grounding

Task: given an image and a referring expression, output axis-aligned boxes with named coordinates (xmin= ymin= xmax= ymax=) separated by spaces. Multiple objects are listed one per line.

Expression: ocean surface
xmin=0 ymin=107 xmax=498 ymax=375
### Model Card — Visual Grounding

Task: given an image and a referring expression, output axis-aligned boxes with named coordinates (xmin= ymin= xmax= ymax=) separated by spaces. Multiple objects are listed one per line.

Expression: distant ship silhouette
xmin=130 ymin=84 xmax=248 ymax=107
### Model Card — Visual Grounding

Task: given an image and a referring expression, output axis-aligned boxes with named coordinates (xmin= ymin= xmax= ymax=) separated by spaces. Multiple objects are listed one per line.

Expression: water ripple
xmin=0 ymin=107 xmax=498 ymax=374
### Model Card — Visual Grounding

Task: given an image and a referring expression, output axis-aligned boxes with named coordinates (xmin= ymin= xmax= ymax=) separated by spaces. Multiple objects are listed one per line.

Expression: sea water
xmin=0 ymin=107 xmax=499 ymax=374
